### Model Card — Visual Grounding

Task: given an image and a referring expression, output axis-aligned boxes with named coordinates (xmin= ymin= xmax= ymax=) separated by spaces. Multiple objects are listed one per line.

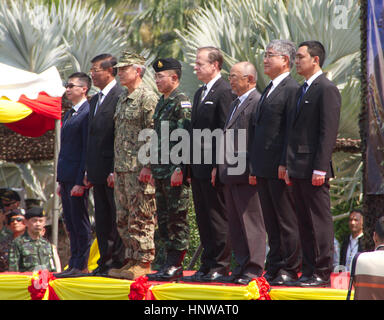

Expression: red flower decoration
xmin=129 ymin=276 xmax=154 ymax=300
xmin=28 ymin=269 xmax=59 ymax=300
xmin=254 ymin=276 xmax=271 ymax=300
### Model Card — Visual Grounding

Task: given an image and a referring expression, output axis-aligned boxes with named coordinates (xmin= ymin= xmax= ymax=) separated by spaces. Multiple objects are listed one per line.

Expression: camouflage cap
xmin=115 ymin=51 xmax=146 ymax=68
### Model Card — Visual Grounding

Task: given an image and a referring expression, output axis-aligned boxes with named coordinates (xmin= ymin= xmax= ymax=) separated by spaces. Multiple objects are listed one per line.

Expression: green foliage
xmin=0 ymin=0 xmax=127 ymax=79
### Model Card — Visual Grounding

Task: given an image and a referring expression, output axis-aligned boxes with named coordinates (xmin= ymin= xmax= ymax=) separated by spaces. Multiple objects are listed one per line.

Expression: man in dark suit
xmin=213 ymin=61 xmax=265 ymax=285
xmin=249 ymin=40 xmax=301 ymax=286
xmin=84 ymin=54 xmax=125 ymax=275
xmin=56 ymin=72 xmax=93 ymax=277
xmin=339 ymin=209 xmax=367 ymax=270
xmin=285 ymin=41 xmax=341 ymax=287
xmin=183 ymin=47 xmax=235 ymax=282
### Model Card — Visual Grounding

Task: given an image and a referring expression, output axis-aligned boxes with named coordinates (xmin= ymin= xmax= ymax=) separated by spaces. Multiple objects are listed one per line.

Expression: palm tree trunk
xmin=360 ymin=0 xmax=384 ymax=250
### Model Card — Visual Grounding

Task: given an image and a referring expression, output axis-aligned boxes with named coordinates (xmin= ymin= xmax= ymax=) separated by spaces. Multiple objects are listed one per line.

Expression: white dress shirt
xmin=267 ymin=72 xmax=290 ymax=97
xmin=201 ymin=73 xmax=221 ymax=101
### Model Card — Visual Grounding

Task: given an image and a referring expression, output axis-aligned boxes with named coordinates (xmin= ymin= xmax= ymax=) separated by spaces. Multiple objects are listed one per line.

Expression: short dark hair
xmin=375 ymin=216 xmax=384 ymax=241
xmin=197 ymin=46 xmax=224 ymax=70
xmin=350 ymin=208 xmax=363 ymax=216
xmin=91 ymin=53 xmax=118 ymax=76
xmin=299 ymin=40 xmax=326 ymax=67
xmin=68 ymin=72 xmax=92 ymax=94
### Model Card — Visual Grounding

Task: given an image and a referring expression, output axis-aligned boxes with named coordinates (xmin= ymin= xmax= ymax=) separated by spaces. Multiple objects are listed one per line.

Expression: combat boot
xmin=120 ymin=262 xmax=151 ymax=280
xmin=108 ymin=259 xmax=134 ymax=278
xmin=160 ymin=249 xmax=186 ymax=282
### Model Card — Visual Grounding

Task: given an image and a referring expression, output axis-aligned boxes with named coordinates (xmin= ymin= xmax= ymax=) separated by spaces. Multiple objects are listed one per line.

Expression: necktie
xmin=259 ymin=82 xmax=273 ymax=106
xmin=94 ymin=92 xmax=103 ymax=115
xmin=256 ymin=82 xmax=273 ymax=119
xmin=229 ymin=98 xmax=241 ymax=121
xmin=200 ymin=84 xmax=207 ymax=102
xmin=64 ymin=108 xmax=75 ymax=125
xmin=296 ymin=82 xmax=308 ymax=115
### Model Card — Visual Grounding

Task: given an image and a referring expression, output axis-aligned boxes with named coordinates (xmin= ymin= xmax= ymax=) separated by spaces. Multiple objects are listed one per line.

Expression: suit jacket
xmin=190 ymin=77 xmax=235 ymax=180
xmin=57 ymin=100 xmax=89 ymax=185
xmin=86 ymin=83 xmax=123 ymax=184
xmin=285 ymin=73 xmax=341 ymax=179
xmin=250 ymin=75 xmax=299 ymax=179
xmin=219 ymin=89 xmax=260 ymax=185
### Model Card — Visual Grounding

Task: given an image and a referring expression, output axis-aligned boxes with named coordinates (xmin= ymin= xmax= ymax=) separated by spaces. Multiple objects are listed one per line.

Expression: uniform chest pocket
xmin=122 ymin=105 xmax=141 ymax=120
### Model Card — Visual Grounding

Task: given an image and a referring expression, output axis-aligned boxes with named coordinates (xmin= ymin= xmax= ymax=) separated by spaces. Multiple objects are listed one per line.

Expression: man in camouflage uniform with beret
xmin=8 ymin=207 xmax=57 ymax=272
xmin=107 ymin=51 xmax=158 ymax=280
xmin=142 ymin=58 xmax=191 ymax=281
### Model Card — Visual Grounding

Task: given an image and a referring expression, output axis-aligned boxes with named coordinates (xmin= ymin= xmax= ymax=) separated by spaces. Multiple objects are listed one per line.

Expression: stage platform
xmin=0 ymin=270 xmax=353 ymax=300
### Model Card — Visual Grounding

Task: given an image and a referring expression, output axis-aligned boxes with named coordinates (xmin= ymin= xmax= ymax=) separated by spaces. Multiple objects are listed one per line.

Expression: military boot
xmin=108 ymin=259 xmax=133 ymax=278
xmin=160 ymin=250 xmax=186 ymax=282
xmin=120 ymin=261 xmax=151 ymax=280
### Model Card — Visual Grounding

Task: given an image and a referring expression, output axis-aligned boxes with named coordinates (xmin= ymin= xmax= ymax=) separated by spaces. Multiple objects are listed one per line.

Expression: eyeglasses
xmin=228 ymin=74 xmax=248 ymax=80
xmin=89 ymin=67 xmax=105 ymax=73
xmin=65 ymin=83 xmax=83 ymax=89
xmin=9 ymin=217 xmax=24 ymax=223
xmin=263 ymin=53 xmax=284 ymax=59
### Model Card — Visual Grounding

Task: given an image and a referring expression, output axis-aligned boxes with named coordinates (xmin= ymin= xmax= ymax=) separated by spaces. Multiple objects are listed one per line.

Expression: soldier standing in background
xmin=142 ymin=58 xmax=191 ymax=282
xmin=108 ymin=52 xmax=158 ymax=280
xmin=8 ymin=207 xmax=58 ymax=272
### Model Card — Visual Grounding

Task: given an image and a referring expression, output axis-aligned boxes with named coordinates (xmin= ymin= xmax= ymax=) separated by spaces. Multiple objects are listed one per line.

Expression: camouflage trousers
xmin=154 ymin=177 xmax=190 ymax=253
xmin=115 ymin=171 xmax=156 ymax=263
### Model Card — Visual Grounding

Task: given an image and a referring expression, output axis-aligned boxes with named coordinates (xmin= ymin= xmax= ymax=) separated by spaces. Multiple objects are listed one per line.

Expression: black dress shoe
xmin=90 ymin=266 xmax=109 ymax=277
xmin=147 ymin=269 xmax=166 ymax=281
xmin=215 ymin=274 xmax=238 ymax=283
xmin=181 ymin=271 xmax=207 ymax=282
xmin=285 ymin=274 xmax=312 ymax=287
xmin=234 ymin=275 xmax=253 ymax=285
xmin=53 ymin=267 xmax=73 ymax=278
xmin=297 ymin=275 xmax=330 ymax=287
xmin=55 ymin=268 xmax=84 ymax=278
xmin=269 ymin=274 xmax=298 ymax=286
xmin=263 ymin=272 xmax=276 ymax=282
xmin=200 ymin=271 xmax=228 ymax=282
xmin=160 ymin=265 xmax=183 ymax=281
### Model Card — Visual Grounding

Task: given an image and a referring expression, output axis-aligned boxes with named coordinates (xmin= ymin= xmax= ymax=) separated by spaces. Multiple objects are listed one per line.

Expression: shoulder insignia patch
xmin=180 ymin=101 xmax=192 ymax=109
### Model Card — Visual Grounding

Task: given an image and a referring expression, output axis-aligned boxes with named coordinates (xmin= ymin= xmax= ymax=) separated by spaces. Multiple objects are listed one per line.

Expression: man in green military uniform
xmin=0 ymin=203 xmax=13 ymax=271
xmin=8 ymin=207 xmax=57 ymax=272
xmin=108 ymin=51 xmax=159 ymax=280
xmin=142 ymin=58 xmax=191 ymax=281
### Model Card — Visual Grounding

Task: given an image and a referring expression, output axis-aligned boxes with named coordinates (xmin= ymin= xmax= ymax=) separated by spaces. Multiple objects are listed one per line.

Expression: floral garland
xmin=253 ymin=277 xmax=271 ymax=300
xmin=128 ymin=276 xmax=155 ymax=300
xmin=245 ymin=276 xmax=271 ymax=300
xmin=28 ymin=269 xmax=59 ymax=300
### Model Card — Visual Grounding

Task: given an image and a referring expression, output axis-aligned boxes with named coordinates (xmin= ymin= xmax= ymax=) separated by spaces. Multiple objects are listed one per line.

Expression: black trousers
xmin=290 ymin=178 xmax=334 ymax=280
xmin=60 ymin=182 xmax=92 ymax=270
xmin=93 ymin=183 xmax=125 ymax=269
xmin=257 ymin=177 xmax=301 ymax=277
xmin=191 ymin=178 xmax=231 ymax=274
